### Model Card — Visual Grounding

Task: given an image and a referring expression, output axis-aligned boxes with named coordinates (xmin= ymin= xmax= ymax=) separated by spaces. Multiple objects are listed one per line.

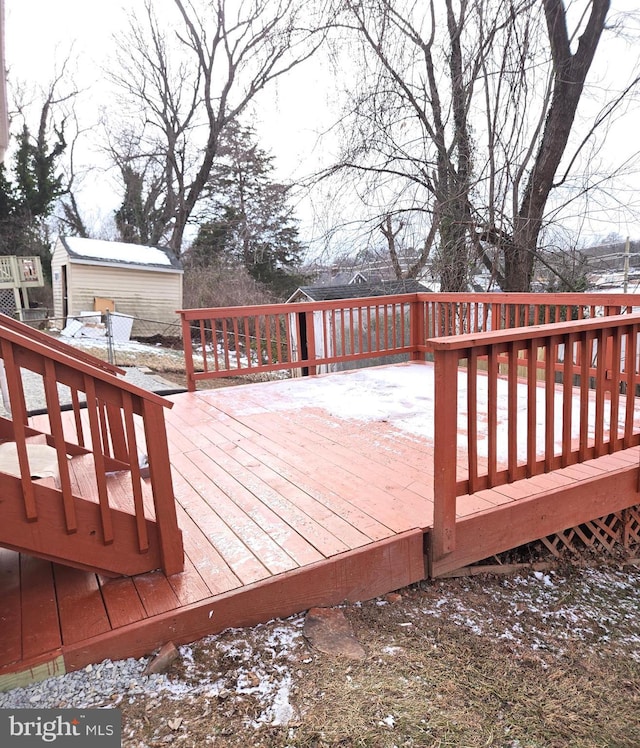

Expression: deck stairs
xmin=0 ymin=313 xmax=184 ymax=577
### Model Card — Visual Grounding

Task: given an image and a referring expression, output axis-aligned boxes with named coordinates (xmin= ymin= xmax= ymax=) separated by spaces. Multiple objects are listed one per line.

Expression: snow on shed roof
xmin=60 ymin=237 xmax=182 ymax=271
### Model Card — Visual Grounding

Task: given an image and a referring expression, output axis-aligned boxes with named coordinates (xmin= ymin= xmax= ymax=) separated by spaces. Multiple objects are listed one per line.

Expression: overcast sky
xmin=4 ymin=0 xmax=640 ymax=247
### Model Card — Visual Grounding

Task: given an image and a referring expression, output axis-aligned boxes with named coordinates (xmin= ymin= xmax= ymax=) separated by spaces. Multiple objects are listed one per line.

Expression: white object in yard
xmin=79 ymin=323 xmax=106 ymax=338
xmin=109 ymin=313 xmax=134 ymax=342
xmin=0 ymin=442 xmax=61 ymax=484
xmin=60 ymin=318 xmax=83 ymax=338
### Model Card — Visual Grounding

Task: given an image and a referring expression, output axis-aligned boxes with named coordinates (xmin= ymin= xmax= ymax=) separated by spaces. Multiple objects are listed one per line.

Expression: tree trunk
xmin=504 ymin=0 xmax=610 ymax=291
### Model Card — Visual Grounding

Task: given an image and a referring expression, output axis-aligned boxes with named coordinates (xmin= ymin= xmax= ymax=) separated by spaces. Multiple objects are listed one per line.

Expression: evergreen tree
xmin=190 ymin=122 xmax=309 ymax=298
xmin=0 ymin=122 xmax=66 ymax=277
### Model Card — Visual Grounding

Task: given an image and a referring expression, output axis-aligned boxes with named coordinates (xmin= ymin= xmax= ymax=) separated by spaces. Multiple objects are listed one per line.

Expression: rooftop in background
xmin=60 ymin=237 xmax=183 ymax=271
xmin=288 ymin=278 xmax=428 ymax=303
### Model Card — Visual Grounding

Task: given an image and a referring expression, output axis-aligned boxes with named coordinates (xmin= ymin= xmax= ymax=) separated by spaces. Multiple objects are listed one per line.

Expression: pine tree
xmin=190 ymin=122 xmax=308 ymax=298
xmin=0 ymin=123 xmax=66 ymax=276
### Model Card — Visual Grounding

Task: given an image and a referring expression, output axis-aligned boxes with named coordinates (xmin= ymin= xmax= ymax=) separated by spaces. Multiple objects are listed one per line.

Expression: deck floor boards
xmin=2 ymin=362 xmax=640 ymax=683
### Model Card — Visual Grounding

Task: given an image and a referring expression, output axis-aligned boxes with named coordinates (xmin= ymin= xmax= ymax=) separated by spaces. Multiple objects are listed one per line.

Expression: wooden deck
xmin=2 ymin=361 xmax=640 ymax=688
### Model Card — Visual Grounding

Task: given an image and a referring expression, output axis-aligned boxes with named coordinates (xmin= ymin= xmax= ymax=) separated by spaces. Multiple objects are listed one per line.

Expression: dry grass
xmin=118 ymin=563 xmax=640 ymax=748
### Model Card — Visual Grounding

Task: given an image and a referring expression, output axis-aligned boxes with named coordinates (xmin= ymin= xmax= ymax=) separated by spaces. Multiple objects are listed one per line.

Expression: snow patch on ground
xmin=413 ymin=565 xmax=640 ymax=664
xmin=2 ymin=567 xmax=638 ymax=728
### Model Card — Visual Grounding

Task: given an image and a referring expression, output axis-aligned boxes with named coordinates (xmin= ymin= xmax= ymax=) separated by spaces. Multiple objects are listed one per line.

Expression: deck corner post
xmin=432 ymin=347 xmax=458 ymax=560
xmin=180 ymin=314 xmax=197 ymax=392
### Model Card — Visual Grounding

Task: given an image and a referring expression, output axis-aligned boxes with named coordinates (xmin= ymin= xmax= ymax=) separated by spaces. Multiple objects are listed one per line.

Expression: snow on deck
xmin=206 ymin=362 xmax=637 ymax=468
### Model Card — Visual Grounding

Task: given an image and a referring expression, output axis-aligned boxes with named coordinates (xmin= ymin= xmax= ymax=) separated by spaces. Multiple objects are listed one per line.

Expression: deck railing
xmin=179 ymin=294 xmax=422 ymax=389
xmin=0 ymin=256 xmax=44 ymax=288
xmin=0 ymin=314 xmax=183 ymax=576
xmin=430 ymin=312 xmax=640 ymax=559
xmin=179 ymin=293 xmax=640 ymax=390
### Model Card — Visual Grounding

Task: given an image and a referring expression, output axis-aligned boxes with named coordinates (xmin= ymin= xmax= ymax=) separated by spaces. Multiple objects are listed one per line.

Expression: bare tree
xmin=325 ymin=0 xmax=638 ymax=291
xmin=107 ymin=0 xmax=330 ymax=255
xmin=322 ymin=0 xmax=509 ymax=290
xmin=479 ymin=0 xmax=613 ymax=290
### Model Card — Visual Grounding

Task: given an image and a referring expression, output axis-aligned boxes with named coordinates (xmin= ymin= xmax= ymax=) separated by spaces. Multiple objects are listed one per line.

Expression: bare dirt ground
xmin=118 ymin=559 xmax=640 ymax=748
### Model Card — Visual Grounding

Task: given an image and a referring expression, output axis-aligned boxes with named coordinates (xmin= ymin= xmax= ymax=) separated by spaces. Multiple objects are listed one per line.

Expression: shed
xmin=51 ymin=237 xmax=183 ymax=338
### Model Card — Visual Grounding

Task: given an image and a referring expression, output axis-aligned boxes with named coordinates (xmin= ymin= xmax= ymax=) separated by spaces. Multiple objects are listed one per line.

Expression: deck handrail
xmin=178 ymin=294 xmax=423 ymax=389
xmin=0 ymin=319 xmax=183 ymax=576
xmin=178 ymin=292 xmax=640 ymax=390
xmin=430 ymin=312 xmax=640 ymax=560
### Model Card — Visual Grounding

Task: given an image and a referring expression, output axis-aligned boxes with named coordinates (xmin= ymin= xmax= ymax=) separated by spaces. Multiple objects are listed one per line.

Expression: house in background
xmin=287 ymin=278 xmax=427 ymax=304
xmin=287 ymin=279 xmax=428 ymax=374
xmin=51 ymin=237 xmax=183 ymax=338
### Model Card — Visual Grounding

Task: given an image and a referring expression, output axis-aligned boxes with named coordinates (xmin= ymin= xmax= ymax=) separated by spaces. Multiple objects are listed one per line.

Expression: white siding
xmin=69 ymin=263 xmax=182 ymax=336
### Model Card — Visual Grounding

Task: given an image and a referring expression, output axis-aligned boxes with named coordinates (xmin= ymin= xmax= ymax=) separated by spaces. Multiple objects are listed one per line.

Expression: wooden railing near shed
xmin=0 ymin=314 xmax=183 ymax=576
xmin=179 ymin=293 xmax=640 ymax=389
xmin=179 ymin=294 xmax=422 ymax=389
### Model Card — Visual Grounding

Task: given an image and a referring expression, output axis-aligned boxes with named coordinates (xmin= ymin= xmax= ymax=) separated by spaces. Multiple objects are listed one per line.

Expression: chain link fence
xmin=31 ymin=312 xmax=185 ymax=369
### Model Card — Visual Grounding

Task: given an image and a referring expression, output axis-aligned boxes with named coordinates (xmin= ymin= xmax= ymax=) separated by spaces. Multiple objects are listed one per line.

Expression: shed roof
xmin=288 ymin=279 xmax=428 ymax=303
xmin=59 ymin=237 xmax=182 ymax=271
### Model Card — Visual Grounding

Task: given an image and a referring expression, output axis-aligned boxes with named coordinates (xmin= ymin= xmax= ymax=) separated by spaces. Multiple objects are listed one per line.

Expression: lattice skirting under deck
xmin=471 ymin=505 xmax=640 ymax=570
xmin=539 ymin=505 xmax=640 ymax=558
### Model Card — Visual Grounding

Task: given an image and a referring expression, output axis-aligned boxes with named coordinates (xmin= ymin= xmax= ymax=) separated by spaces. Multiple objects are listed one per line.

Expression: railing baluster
xmin=624 ymin=328 xmax=637 ymax=448
xmin=544 ymin=337 xmax=555 ymax=471
xmin=594 ymin=328 xmax=607 ymax=457
xmin=199 ymin=320 xmax=208 ymax=374
xmin=579 ymin=332 xmax=591 ymax=462
xmin=507 ymin=340 xmax=518 ymax=480
xmin=525 ymin=338 xmax=536 ymax=477
xmin=84 ymin=376 xmax=114 ymax=545
xmin=122 ymin=391 xmax=149 ymax=553
xmin=488 ymin=345 xmax=498 ymax=485
xmin=71 ymin=389 xmax=85 ymax=446
xmin=1 ymin=340 xmax=37 ymax=520
xmin=43 ymin=358 xmax=77 ymax=533
xmin=98 ymin=400 xmax=111 ymax=458
xmin=210 ymin=319 xmax=219 ymax=373
xmin=467 ymin=349 xmax=479 ymax=493
xmin=243 ymin=316 xmax=252 ymax=369
xmin=561 ymin=335 xmax=574 ymax=466
xmin=609 ymin=326 xmax=622 ymax=452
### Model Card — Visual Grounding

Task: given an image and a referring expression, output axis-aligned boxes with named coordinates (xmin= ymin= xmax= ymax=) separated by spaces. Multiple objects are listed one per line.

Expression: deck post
xmin=410 ymin=296 xmax=426 ymax=361
xmin=302 ymin=311 xmax=317 ymax=376
xmin=180 ymin=314 xmax=197 ymax=392
xmin=432 ymin=347 xmax=459 ymax=560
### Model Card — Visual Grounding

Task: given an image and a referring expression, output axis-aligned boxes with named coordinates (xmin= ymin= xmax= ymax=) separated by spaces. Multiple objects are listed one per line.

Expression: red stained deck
xmin=2 ymin=362 xmax=639 ymax=688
